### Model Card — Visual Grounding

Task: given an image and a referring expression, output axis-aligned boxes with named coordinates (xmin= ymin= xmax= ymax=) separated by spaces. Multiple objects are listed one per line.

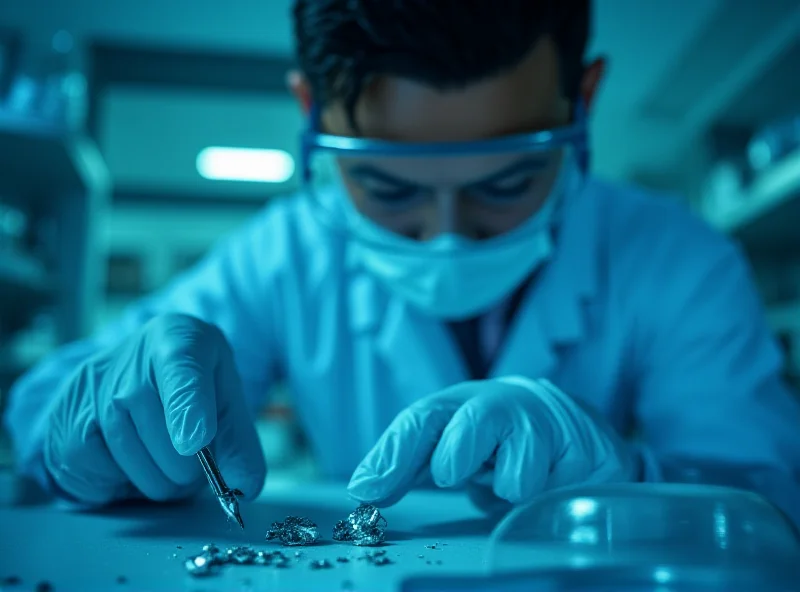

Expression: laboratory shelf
xmin=0 ymin=251 xmax=54 ymax=337
xmin=707 ymin=149 xmax=800 ymax=254
xmin=0 ymin=107 xmax=110 ymax=344
xmin=0 ymin=108 xmax=108 ymax=198
xmin=768 ymin=301 xmax=800 ymax=334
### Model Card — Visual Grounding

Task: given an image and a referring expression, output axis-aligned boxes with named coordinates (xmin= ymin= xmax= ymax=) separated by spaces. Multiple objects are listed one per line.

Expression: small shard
xmin=360 ymin=549 xmax=391 ymax=566
xmin=341 ymin=580 xmax=355 ymax=590
xmin=266 ymin=516 xmax=320 ymax=546
xmin=336 ymin=557 xmax=350 ymax=563
xmin=227 ymin=546 xmax=257 ymax=565
xmin=309 ymin=559 xmax=333 ymax=570
xmin=201 ymin=544 xmax=227 ymax=564
xmin=425 ymin=544 xmax=437 ymax=550
xmin=332 ymin=504 xmax=387 ymax=546
xmin=2 ymin=576 xmax=22 ymax=586
xmin=35 ymin=583 xmax=53 ymax=592
xmin=184 ymin=554 xmax=219 ymax=577
xmin=116 ymin=575 xmax=127 ymax=584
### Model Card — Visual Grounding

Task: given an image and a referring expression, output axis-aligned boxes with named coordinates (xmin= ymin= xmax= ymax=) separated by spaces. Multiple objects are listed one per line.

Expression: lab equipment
xmin=196 ymin=446 xmax=244 ymax=529
xmin=6 ymin=153 xmax=800 ymax=526
xmin=485 ymin=483 xmax=800 ymax=575
xmin=266 ymin=516 xmax=321 ymax=546
xmin=748 ymin=115 xmax=800 ymax=172
xmin=348 ymin=377 xmax=637 ymax=510
xmin=333 ymin=504 xmax=388 ymax=546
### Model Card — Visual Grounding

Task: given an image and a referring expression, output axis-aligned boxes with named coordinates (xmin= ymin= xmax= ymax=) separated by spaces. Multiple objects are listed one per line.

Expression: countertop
xmin=0 ymin=474 xmax=498 ymax=592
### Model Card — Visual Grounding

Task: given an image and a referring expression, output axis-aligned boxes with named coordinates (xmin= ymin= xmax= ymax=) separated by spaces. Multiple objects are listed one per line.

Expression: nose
xmin=418 ymin=190 xmax=476 ymax=240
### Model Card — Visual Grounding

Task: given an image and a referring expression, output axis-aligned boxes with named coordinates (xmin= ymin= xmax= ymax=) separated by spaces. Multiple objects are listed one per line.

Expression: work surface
xmin=0 ymin=474 xmax=496 ymax=592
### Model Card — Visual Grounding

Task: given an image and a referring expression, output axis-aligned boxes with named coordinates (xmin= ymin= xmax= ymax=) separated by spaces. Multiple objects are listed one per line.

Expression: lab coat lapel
xmin=492 ymin=178 xmax=599 ymax=379
xmin=346 ymin=249 xmax=467 ymax=416
xmin=376 ymin=298 xmax=469 ymax=404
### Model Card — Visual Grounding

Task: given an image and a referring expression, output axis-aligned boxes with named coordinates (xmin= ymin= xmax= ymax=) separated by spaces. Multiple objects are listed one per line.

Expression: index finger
xmin=347 ymin=381 xmax=479 ymax=505
xmin=147 ymin=316 xmax=221 ymax=455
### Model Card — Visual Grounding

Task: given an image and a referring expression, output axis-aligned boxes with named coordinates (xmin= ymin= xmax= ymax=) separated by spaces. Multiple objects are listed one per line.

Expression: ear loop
xmin=300 ymin=103 xmax=323 ymax=183
xmin=573 ymin=98 xmax=590 ymax=172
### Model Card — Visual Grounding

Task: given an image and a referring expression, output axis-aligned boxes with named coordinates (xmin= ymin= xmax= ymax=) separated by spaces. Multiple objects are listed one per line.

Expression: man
xmin=5 ymin=0 xmax=800 ymax=523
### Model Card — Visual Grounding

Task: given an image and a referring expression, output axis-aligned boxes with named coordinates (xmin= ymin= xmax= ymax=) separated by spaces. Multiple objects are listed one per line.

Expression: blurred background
xmin=0 ymin=0 xmax=798 ymax=481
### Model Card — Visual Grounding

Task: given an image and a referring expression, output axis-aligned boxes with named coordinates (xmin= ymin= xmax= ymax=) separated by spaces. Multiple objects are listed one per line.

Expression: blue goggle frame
xmin=299 ymin=101 xmax=590 ymax=183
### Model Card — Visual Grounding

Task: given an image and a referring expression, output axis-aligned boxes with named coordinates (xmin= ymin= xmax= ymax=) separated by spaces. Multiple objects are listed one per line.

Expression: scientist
xmin=5 ymin=0 xmax=800 ymax=523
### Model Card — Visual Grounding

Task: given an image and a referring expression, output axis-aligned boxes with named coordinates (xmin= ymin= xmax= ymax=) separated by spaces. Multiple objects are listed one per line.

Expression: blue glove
xmin=347 ymin=376 xmax=638 ymax=510
xmin=43 ymin=313 xmax=267 ymax=505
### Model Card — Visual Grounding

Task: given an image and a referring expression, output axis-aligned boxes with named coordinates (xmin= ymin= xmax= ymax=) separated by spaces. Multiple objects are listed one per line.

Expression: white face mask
xmin=343 ymin=153 xmax=579 ymax=320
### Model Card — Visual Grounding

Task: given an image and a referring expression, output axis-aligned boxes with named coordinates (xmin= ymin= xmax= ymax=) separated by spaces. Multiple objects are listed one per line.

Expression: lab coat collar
xmin=491 ymin=174 xmax=599 ymax=379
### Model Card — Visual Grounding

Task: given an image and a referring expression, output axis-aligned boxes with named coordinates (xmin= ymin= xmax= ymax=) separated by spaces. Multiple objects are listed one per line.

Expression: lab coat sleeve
xmin=3 ymin=203 xmax=287 ymax=490
xmin=634 ymin=237 xmax=800 ymax=526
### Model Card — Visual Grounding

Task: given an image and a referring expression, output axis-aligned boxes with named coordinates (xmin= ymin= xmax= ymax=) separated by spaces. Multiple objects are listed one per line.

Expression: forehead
xmin=321 ymin=37 xmax=566 ymax=143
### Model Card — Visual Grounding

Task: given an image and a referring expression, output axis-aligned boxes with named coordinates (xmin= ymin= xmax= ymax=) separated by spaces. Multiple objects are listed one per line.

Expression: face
xmin=292 ymin=37 xmax=603 ymax=241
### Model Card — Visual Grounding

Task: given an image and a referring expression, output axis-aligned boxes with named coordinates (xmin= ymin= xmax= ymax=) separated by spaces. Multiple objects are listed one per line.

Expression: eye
xmin=364 ymin=185 xmax=424 ymax=204
xmin=470 ymin=175 xmax=537 ymax=202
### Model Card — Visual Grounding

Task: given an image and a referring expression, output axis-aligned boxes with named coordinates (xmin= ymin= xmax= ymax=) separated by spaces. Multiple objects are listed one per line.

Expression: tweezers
xmin=197 ymin=446 xmax=245 ymax=529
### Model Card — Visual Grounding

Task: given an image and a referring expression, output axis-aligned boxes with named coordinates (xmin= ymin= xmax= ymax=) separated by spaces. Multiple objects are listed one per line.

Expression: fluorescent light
xmin=196 ymin=147 xmax=295 ymax=183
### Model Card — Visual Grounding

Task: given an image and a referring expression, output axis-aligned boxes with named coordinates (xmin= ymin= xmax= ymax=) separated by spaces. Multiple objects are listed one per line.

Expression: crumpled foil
xmin=332 ymin=504 xmax=387 ymax=546
xmin=266 ymin=516 xmax=321 ymax=546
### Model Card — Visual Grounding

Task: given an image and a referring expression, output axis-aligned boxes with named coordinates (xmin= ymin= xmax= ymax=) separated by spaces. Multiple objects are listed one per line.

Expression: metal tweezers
xmin=197 ymin=446 xmax=245 ymax=529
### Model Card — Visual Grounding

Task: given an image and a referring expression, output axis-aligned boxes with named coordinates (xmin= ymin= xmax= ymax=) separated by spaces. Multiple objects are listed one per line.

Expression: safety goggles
xmin=299 ymin=102 xmax=589 ymax=236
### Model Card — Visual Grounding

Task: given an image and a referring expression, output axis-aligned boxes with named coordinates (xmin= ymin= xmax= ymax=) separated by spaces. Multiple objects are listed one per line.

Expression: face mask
xmin=343 ymin=152 xmax=579 ymax=321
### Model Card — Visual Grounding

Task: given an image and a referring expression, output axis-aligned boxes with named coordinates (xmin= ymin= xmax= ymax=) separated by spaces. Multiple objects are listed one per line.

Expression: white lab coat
xmin=5 ymin=178 xmax=800 ymax=521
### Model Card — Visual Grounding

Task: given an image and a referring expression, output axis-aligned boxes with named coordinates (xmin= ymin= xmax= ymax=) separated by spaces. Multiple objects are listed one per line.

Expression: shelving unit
xmin=706 ymin=149 xmax=800 ymax=255
xmin=0 ymin=107 xmax=110 ymax=389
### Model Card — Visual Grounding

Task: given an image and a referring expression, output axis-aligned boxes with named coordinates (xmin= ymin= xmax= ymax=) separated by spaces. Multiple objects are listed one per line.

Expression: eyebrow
xmin=346 ymin=156 xmax=550 ymax=189
xmin=467 ymin=157 xmax=551 ymax=187
xmin=347 ymin=165 xmax=419 ymax=187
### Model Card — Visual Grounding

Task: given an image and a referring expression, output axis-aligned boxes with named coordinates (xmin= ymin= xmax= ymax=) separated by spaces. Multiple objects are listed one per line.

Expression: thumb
xmin=209 ymin=341 xmax=267 ymax=501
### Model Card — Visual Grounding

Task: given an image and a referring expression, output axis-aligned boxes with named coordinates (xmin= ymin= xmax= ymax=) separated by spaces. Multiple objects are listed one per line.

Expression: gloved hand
xmin=43 ymin=313 xmax=267 ymax=505
xmin=347 ymin=376 xmax=638 ymax=511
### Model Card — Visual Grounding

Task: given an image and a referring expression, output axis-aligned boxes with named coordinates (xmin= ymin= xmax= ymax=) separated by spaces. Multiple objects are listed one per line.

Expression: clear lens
xmin=305 ymin=145 xmax=569 ymax=239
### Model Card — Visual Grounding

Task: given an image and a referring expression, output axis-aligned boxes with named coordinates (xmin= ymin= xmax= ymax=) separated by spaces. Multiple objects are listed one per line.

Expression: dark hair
xmin=292 ymin=0 xmax=591 ymax=128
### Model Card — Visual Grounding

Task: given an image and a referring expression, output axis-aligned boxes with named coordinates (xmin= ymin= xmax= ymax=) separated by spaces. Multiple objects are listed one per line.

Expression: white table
xmin=0 ymin=475 xmax=498 ymax=592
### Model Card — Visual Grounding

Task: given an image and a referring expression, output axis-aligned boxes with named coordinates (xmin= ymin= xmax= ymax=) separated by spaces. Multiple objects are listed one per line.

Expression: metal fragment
xmin=116 ymin=575 xmax=127 ymax=584
xmin=333 ymin=504 xmax=387 ymax=546
xmin=35 ymin=583 xmax=53 ymax=592
xmin=184 ymin=554 xmax=219 ymax=577
xmin=227 ymin=546 xmax=257 ymax=565
xmin=266 ymin=516 xmax=320 ymax=546
xmin=341 ymin=580 xmax=355 ymax=590
xmin=336 ymin=557 xmax=350 ymax=563
xmin=2 ymin=576 xmax=22 ymax=586
xmin=310 ymin=559 xmax=333 ymax=570
xmin=359 ymin=549 xmax=391 ymax=566
xmin=201 ymin=544 xmax=227 ymax=564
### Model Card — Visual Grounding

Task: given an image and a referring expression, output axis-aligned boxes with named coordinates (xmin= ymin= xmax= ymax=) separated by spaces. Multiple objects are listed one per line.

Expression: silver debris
xmin=332 ymin=504 xmax=387 ymax=546
xmin=309 ymin=559 xmax=333 ymax=570
xmin=227 ymin=546 xmax=257 ymax=565
xmin=184 ymin=554 xmax=218 ymax=577
xmin=266 ymin=516 xmax=321 ymax=546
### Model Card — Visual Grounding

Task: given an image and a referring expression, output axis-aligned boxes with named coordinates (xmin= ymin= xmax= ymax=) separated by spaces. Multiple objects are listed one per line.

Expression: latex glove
xmin=43 ymin=313 xmax=267 ymax=505
xmin=347 ymin=376 xmax=637 ymax=510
